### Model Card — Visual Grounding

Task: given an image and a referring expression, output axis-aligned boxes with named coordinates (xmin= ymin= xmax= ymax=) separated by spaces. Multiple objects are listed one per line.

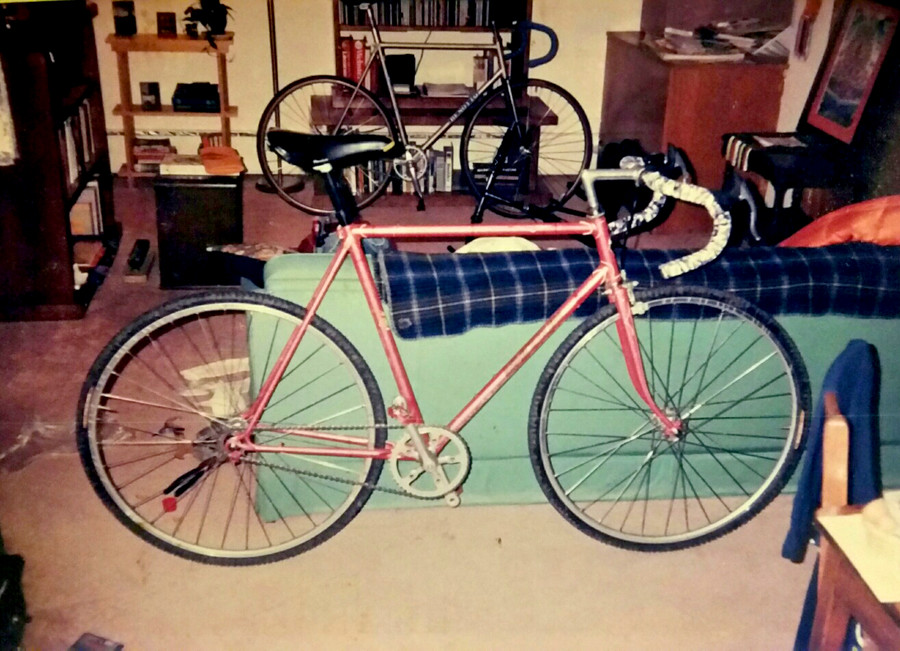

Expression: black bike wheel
xmin=460 ymin=79 xmax=592 ymax=217
xmin=257 ymin=75 xmax=395 ymax=215
xmin=529 ymin=286 xmax=809 ymax=551
xmin=77 ymin=290 xmax=387 ymax=565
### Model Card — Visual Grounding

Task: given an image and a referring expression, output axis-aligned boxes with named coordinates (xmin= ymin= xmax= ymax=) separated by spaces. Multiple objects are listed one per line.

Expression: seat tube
xmin=368 ymin=9 xmax=410 ymax=146
xmin=346 ymin=228 xmax=424 ymax=423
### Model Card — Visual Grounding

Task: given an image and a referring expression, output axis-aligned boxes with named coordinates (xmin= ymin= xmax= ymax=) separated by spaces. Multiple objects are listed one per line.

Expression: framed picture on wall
xmin=806 ymin=0 xmax=899 ymax=143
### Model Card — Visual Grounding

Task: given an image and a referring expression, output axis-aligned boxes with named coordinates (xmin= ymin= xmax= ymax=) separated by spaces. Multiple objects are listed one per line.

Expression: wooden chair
xmin=809 ymin=392 xmax=900 ymax=650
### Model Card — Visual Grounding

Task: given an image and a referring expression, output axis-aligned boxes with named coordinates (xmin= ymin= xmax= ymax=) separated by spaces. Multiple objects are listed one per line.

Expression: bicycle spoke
xmin=79 ymin=291 xmax=387 ymax=564
xmin=533 ymin=288 xmax=807 ymax=550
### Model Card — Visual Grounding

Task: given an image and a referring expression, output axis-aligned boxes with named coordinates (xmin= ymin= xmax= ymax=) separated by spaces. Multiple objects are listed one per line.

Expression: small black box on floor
xmin=154 ymin=175 xmax=243 ymax=288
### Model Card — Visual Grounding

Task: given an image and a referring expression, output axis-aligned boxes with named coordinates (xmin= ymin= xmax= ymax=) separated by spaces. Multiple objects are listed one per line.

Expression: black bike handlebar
xmin=504 ymin=20 xmax=559 ymax=68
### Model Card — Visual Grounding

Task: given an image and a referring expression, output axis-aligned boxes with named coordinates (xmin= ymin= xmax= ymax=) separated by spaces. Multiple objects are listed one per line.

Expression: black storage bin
xmin=154 ymin=175 xmax=243 ymax=288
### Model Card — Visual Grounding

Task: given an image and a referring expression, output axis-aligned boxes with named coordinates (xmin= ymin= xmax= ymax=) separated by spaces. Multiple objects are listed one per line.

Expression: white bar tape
xmin=638 ymin=171 xmax=732 ymax=279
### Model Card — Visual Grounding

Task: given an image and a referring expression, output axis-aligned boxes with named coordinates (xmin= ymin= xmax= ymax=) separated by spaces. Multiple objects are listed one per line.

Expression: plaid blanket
xmin=376 ymin=243 xmax=900 ymax=339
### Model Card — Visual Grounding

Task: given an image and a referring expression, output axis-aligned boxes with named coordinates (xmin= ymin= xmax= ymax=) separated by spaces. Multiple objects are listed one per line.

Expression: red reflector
xmin=162 ymin=496 xmax=178 ymax=512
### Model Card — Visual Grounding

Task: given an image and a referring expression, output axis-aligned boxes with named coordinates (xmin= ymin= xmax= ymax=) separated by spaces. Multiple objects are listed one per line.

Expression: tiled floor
xmin=0 ymin=178 xmax=810 ymax=649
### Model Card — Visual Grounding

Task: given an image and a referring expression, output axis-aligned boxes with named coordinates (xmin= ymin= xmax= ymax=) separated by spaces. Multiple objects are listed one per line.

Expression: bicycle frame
xmin=347 ymin=4 xmax=524 ymax=154
xmin=229 ymin=214 xmax=681 ymax=464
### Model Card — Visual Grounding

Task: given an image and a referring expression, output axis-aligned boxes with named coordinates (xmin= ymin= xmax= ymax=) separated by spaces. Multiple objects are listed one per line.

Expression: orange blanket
xmin=780 ymin=195 xmax=900 ymax=247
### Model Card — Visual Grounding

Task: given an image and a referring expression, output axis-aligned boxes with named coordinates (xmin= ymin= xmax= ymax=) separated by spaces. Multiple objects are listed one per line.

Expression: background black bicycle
xmin=256 ymin=0 xmax=592 ymax=218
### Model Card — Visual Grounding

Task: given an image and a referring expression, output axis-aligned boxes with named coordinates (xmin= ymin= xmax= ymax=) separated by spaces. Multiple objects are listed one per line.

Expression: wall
xmin=93 ymin=0 xmax=828 ymax=175
xmin=778 ymin=0 xmax=836 ymax=130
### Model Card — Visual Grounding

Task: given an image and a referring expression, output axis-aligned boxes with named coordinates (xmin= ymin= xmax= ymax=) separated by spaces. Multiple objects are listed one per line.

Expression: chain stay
xmin=242 ymin=450 xmax=443 ymax=501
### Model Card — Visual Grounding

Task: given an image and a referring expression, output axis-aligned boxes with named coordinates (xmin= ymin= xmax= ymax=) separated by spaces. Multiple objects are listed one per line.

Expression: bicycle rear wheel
xmin=257 ymin=75 xmax=395 ymax=215
xmin=460 ymin=79 xmax=592 ymax=217
xmin=529 ymin=286 xmax=809 ymax=551
xmin=77 ymin=290 xmax=387 ymax=565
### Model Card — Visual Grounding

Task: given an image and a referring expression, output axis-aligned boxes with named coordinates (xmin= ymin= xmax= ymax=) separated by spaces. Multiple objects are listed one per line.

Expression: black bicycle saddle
xmin=267 ymin=130 xmax=403 ymax=174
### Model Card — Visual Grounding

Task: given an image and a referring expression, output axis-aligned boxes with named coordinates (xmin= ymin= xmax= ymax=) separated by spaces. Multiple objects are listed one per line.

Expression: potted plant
xmin=184 ymin=0 xmax=232 ymax=43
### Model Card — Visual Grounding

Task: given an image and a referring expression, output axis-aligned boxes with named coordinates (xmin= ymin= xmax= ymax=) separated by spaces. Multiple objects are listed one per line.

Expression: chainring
xmin=389 ymin=426 xmax=471 ymax=499
xmin=393 ymin=145 xmax=428 ymax=182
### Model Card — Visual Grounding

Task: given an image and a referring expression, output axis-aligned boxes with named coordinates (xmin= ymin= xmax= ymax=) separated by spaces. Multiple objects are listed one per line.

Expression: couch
xmin=262 ymin=242 xmax=900 ymax=508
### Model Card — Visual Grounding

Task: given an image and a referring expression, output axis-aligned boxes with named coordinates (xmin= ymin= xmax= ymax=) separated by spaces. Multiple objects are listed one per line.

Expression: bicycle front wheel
xmin=460 ymin=79 xmax=592 ymax=217
xmin=78 ymin=290 xmax=387 ymax=565
xmin=529 ymin=286 xmax=809 ymax=551
xmin=257 ymin=75 xmax=395 ymax=215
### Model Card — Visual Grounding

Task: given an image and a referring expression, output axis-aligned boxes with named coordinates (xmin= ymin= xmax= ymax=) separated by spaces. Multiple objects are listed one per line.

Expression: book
xmin=650 ymin=34 xmax=745 ymax=62
xmin=443 ymin=143 xmax=453 ymax=191
xmin=82 ymin=97 xmax=95 ymax=164
xmin=78 ymin=101 xmax=93 ymax=168
xmin=754 ymin=135 xmax=805 ymax=148
xmin=423 ymin=82 xmax=472 ymax=97
xmin=159 ymin=153 xmax=209 ymax=176
xmin=434 ymin=148 xmax=445 ymax=192
xmin=340 ymin=37 xmax=353 ymax=78
xmin=69 ymin=202 xmax=95 ymax=236
xmin=63 ymin=119 xmax=79 ymax=188
xmin=73 ymin=240 xmax=105 ymax=268
xmin=353 ymin=37 xmax=368 ymax=87
xmin=69 ymin=180 xmax=102 ymax=236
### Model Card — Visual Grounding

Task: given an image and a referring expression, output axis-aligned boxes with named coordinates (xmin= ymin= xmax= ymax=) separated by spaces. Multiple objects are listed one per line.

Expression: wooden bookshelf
xmin=331 ymin=0 xmax=532 ymax=85
xmin=106 ymin=33 xmax=236 ymax=183
xmin=0 ymin=0 xmax=118 ymax=321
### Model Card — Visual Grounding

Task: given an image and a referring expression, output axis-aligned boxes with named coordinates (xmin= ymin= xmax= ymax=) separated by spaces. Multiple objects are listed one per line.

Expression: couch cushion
xmin=377 ymin=243 xmax=900 ymax=339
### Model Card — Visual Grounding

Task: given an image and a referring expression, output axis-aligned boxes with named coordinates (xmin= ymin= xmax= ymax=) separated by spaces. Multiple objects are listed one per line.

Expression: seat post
xmin=320 ymin=169 xmax=360 ymax=226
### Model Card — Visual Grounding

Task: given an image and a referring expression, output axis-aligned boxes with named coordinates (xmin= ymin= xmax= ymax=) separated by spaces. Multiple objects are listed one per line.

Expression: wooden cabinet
xmin=106 ymin=33 xmax=236 ymax=183
xmin=600 ymin=33 xmax=786 ymax=233
xmin=0 ymin=0 xmax=117 ymax=320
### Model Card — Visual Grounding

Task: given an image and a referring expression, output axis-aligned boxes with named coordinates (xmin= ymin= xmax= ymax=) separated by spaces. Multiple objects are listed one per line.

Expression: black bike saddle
xmin=267 ymin=130 xmax=403 ymax=174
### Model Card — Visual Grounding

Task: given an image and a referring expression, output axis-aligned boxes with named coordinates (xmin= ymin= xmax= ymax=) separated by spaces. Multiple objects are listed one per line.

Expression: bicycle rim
xmin=257 ymin=75 xmax=395 ymax=215
xmin=78 ymin=290 xmax=386 ymax=565
xmin=530 ymin=287 xmax=809 ymax=551
xmin=461 ymin=79 xmax=592 ymax=218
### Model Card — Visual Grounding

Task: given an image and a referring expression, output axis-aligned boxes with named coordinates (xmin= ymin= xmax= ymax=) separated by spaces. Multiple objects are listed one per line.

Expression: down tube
xmin=447 ymin=267 xmax=610 ymax=433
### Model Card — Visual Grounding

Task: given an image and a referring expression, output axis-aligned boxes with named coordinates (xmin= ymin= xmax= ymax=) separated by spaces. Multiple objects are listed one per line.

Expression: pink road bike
xmin=77 ymin=133 xmax=810 ymax=565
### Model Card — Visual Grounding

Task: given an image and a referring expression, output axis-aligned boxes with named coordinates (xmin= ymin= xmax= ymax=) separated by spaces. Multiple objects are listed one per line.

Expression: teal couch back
xmin=263 ymin=253 xmax=900 ymax=508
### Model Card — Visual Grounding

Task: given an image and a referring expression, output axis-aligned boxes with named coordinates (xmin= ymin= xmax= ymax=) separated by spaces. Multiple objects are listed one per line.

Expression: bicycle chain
xmin=241 ymin=429 xmax=444 ymax=501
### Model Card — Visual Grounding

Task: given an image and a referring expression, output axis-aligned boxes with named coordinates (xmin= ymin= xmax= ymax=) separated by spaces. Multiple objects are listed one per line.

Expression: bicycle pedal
xmin=443 ymin=491 xmax=461 ymax=507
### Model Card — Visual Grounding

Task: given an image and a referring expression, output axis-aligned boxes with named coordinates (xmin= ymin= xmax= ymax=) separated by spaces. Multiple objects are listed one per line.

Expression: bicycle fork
xmin=591 ymin=231 xmax=682 ymax=440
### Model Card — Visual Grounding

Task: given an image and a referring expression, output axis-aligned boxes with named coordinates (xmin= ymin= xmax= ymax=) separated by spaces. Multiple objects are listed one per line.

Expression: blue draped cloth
xmin=377 ymin=243 xmax=900 ymax=339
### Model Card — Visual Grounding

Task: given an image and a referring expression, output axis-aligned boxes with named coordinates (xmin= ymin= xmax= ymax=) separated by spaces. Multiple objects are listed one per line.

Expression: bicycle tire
xmin=257 ymin=75 xmax=396 ymax=215
xmin=529 ymin=286 xmax=809 ymax=551
xmin=459 ymin=79 xmax=592 ymax=218
xmin=77 ymin=289 xmax=387 ymax=565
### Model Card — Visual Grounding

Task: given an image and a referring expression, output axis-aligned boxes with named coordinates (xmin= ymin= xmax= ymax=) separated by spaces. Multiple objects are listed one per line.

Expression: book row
xmin=336 ymin=143 xmax=458 ymax=197
xmin=340 ymin=0 xmax=525 ymax=28
xmin=58 ymin=95 xmax=100 ymax=197
xmin=339 ymin=36 xmax=377 ymax=88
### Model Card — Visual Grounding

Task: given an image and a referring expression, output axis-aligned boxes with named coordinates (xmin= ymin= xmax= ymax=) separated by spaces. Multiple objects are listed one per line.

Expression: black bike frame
xmin=351 ymin=3 xmax=525 ymax=152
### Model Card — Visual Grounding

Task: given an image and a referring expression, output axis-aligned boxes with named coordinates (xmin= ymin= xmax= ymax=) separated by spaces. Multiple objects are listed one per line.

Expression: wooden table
xmin=811 ymin=510 xmax=900 ymax=649
xmin=310 ymin=93 xmax=556 ymax=128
